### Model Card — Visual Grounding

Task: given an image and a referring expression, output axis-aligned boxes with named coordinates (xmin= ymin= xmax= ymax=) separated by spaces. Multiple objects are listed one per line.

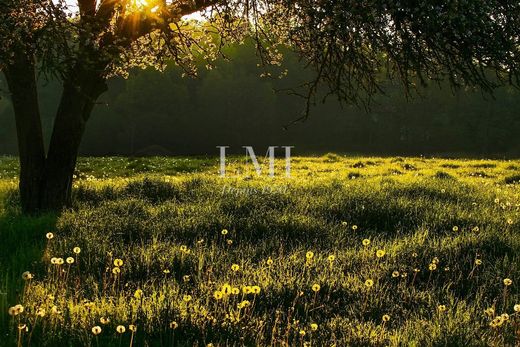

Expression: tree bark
xmin=41 ymin=68 xmax=107 ymax=211
xmin=3 ymin=53 xmax=46 ymax=214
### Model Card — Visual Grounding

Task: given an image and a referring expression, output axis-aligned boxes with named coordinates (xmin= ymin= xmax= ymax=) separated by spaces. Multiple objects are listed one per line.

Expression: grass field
xmin=0 ymin=155 xmax=519 ymax=346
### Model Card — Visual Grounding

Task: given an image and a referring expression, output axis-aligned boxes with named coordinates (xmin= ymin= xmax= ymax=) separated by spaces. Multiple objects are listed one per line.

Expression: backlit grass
xmin=0 ymin=155 xmax=519 ymax=346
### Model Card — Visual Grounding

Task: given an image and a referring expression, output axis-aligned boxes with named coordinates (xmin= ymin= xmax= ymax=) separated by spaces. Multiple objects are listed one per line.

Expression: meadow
xmin=0 ymin=155 xmax=519 ymax=346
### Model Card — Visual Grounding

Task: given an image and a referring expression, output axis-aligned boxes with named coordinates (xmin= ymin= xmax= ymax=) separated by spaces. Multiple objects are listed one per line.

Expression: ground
xmin=0 ymin=155 xmax=519 ymax=346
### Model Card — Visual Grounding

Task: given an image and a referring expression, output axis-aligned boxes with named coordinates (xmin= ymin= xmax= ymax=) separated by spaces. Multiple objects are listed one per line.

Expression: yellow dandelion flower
xmin=92 ymin=326 xmax=102 ymax=335
xmin=299 ymin=330 xmax=306 ymax=336
xmin=328 ymin=255 xmax=336 ymax=262
xmin=365 ymin=279 xmax=374 ymax=288
xmin=56 ymin=258 xmax=64 ymax=265
xmin=238 ymin=300 xmax=251 ymax=309
xmin=352 ymin=225 xmax=358 ymax=231
xmin=310 ymin=323 xmax=318 ymax=331
xmin=22 ymin=271 xmax=33 ymax=281
xmin=341 ymin=221 xmax=348 ymax=226
xmin=134 ymin=289 xmax=143 ymax=299
xmin=513 ymin=304 xmax=520 ymax=312
xmin=222 ymin=284 xmax=232 ymax=295
xmin=170 ymin=321 xmax=178 ymax=329
xmin=8 ymin=307 xmax=17 ymax=316
xmin=100 ymin=317 xmax=110 ymax=324
xmin=46 ymin=232 xmax=54 ymax=240
xmin=227 ymin=239 xmax=233 ymax=245
xmin=213 ymin=291 xmax=223 ymax=300
xmin=231 ymin=264 xmax=240 ymax=272
xmin=484 ymin=307 xmax=495 ymax=316
xmin=382 ymin=314 xmax=390 ymax=322
xmin=438 ymin=305 xmax=447 ymax=312
xmin=163 ymin=269 xmax=171 ymax=274
xmin=429 ymin=263 xmax=437 ymax=271
xmin=500 ymin=313 xmax=509 ymax=321
xmin=231 ymin=287 xmax=240 ymax=295
xmin=73 ymin=247 xmax=81 ymax=254
xmin=472 ymin=226 xmax=480 ymax=232
xmin=36 ymin=308 xmax=45 ymax=317
xmin=252 ymin=286 xmax=261 ymax=294
xmin=180 ymin=245 xmax=187 ymax=252
xmin=311 ymin=284 xmax=321 ymax=292
xmin=221 ymin=229 xmax=228 ymax=235
xmin=503 ymin=278 xmax=513 ymax=286
xmin=266 ymin=257 xmax=274 ymax=266
xmin=452 ymin=226 xmax=459 ymax=232
xmin=507 ymin=218 xmax=513 ymax=225
xmin=392 ymin=271 xmax=400 ymax=278
xmin=475 ymin=259 xmax=482 ymax=266
xmin=116 ymin=325 xmax=126 ymax=334
xmin=113 ymin=259 xmax=123 ymax=267
xmin=66 ymin=257 xmax=74 ymax=264
xmin=129 ymin=325 xmax=137 ymax=332
xmin=112 ymin=267 xmax=120 ymax=275
xmin=362 ymin=239 xmax=370 ymax=246
xmin=183 ymin=295 xmax=192 ymax=302
xmin=242 ymin=286 xmax=253 ymax=294
xmin=306 ymin=251 xmax=314 ymax=259
xmin=376 ymin=250 xmax=386 ymax=258
xmin=432 ymin=257 xmax=439 ymax=264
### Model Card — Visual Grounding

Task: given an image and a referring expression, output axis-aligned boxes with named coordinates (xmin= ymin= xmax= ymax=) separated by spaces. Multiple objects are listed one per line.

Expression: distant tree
xmin=1 ymin=0 xmax=519 ymax=213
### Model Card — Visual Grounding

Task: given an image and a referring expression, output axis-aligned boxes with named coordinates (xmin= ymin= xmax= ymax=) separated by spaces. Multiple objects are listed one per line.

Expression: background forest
xmin=1 ymin=42 xmax=519 ymax=157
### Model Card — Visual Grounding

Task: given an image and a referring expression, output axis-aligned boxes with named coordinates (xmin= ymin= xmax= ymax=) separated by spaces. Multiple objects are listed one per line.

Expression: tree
xmin=1 ymin=0 xmax=519 ymax=213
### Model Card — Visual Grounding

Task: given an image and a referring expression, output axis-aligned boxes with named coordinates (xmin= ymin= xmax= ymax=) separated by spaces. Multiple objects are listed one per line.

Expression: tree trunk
xmin=41 ymin=70 xmax=107 ymax=211
xmin=4 ymin=53 xmax=46 ymax=214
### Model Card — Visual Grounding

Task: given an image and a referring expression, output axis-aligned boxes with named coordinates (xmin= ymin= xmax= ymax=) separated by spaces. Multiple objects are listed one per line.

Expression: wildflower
xmin=503 ymin=278 xmax=513 ymax=286
xmin=341 ymin=221 xmax=348 ymax=226
xmin=401 ymin=272 xmax=408 ymax=278
xmin=413 ymin=268 xmax=420 ymax=273
xmin=238 ymin=300 xmax=250 ymax=309
xmin=73 ymin=247 xmax=81 ymax=254
xmin=306 ymin=251 xmax=314 ymax=260
xmin=362 ymin=239 xmax=370 ymax=246
xmin=299 ymin=330 xmax=306 ymax=336
xmin=163 ymin=269 xmax=170 ymax=274
xmin=50 ymin=306 xmax=60 ymax=314
xmin=170 ymin=321 xmax=178 ymax=329
xmin=113 ymin=259 xmax=123 ymax=267
xmin=266 ymin=257 xmax=274 ymax=266
xmin=429 ymin=263 xmax=437 ymax=271
xmin=66 ymin=257 xmax=74 ymax=264
xmin=432 ymin=257 xmax=439 ymax=264
xmin=242 ymin=286 xmax=253 ymax=294
xmin=183 ymin=295 xmax=192 ymax=302
xmin=129 ymin=325 xmax=137 ymax=332
xmin=494 ymin=198 xmax=500 ymax=204
xmin=231 ymin=264 xmax=240 ymax=272
xmin=444 ymin=267 xmax=450 ymax=272
xmin=227 ymin=239 xmax=233 ymax=245
xmin=232 ymin=287 xmax=240 ymax=295
xmin=452 ymin=226 xmax=459 ymax=232
xmin=500 ymin=313 xmax=509 ymax=321
xmin=221 ymin=229 xmax=228 ymax=235
xmin=376 ymin=250 xmax=386 ymax=258
xmin=392 ymin=271 xmax=400 ymax=278
xmin=438 ymin=305 xmax=447 ymax=312
xmin=18 ymin=324 xmax=27 ymax=331
xmin=222 ymin=284 xmax=232 ymax=295
xmin=472 ymin=227 xmax=480 ymax=232
xmin=490 ymin=317 xmax=503 ymax=328
xmin=213 ymin=291 xmax=223 ymax=300
xmin=8 ymin=307 xmax=17 ymax=316
xmin=50 ymin=257 xmax=57 ymax=264
xmin=46 ymin=232 xmax=54 ymax=240
xmin=310 ymin=323 xmax=318 ymax=331
xmin=328 ymin=255 xmax=335 ymax=262
xmin=412 ymin=252 xmax=418 ymax=258
xmin=112 ymin=267 xmax=121 ymax=275
xmin=182 ymin=275 xmax=190 ymax=282
xmin=100 ymin=317 xmax=110 ymax=324
xmin=507 ymin=218 xmax=513 ymax=225
xmin=134 ymin=289 xmax=143 ymax=299
xmin=484 ymin=307 xmax=495 ymax=316
xmin=312 ymin=284 xmax=321 ymax=292
xmin=92 ymin=326 xmax=102 ymax=335
xmin=180 ymin=245 xmax=187 ymax=252
xmin=252 ymin=286 xmax=261 ymax=294
xmin=365 ymin=279 xmax=374 ymax=288
xmin=116 ymin=325 xmax=126 ymax=334
xmin=22 ymin=271 xmax=33 ymax=281
xmin=475 ymin=259 xmax=482 ymax=266
xmin=352 ymin=225 xmax=358 ymax=231
xmin=382 ymin=314 xmax=390 ymax=322
xmin=36 ymin=308 xmax=45 ymax=317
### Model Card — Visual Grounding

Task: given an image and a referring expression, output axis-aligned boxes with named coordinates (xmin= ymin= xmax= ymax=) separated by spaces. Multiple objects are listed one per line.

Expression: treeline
xmin=1 ymin=43 xmax=519 ymax=157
